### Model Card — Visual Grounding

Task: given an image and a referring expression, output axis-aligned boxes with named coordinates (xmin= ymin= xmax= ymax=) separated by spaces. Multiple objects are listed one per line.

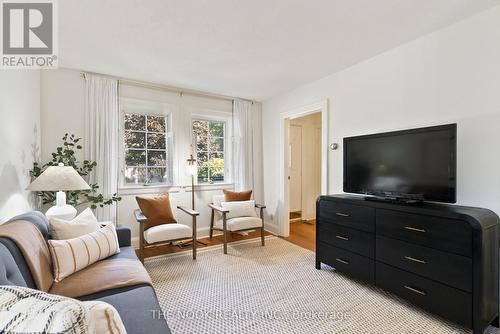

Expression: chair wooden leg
xmin=223 ymin=214 xmax=228 ymax=254
xmin=209 ymin=209 xmax=214 ymax=239
xmin=260 ymin=211 xmax=265 ymax=246
xmin=192 ymin=215 xmax=197 ymax=260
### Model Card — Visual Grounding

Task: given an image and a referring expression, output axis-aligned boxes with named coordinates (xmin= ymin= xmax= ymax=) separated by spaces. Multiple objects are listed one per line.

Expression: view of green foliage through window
xmin=124 ymin=113 xmax=169 ymax=185
xmin=192 ymin=120 xmax=225 ymax=183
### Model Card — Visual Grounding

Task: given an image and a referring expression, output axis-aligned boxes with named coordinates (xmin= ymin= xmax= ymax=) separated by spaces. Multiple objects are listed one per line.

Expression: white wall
xmin=0 ymin=71 xmax=41 ymax=223
xmin=262 ymin=6 xmax=500 ymax=231
xmin=290 ymin=113 xmax=321 ymax=221
xmin=41 ymin=68 xmax=85 ymax=162
xmin=40 ymin=68 xmax=264 ymax=245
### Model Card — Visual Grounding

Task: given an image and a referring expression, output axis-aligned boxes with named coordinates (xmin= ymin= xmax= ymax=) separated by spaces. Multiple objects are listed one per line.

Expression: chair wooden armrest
xmin=177 ymin=206 xmax=200 ymax=216
xmin=255 ymin=204 xmax=266 ymax=209
xmin=208 ymin=203 xmax=229 ymax=214
xmin=134 ymin=209 xmax=148 ymax=224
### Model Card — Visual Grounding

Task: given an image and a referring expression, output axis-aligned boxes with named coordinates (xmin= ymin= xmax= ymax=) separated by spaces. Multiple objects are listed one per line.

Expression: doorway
xmin=284 ymin=112 xmax=322 ymax=250
xmin=279 ymin=100 xmax=328 ymax=241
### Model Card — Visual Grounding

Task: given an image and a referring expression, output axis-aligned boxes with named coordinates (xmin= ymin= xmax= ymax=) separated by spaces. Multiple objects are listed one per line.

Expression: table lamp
xmin=27 ymin=163 xmax=91 ymax=220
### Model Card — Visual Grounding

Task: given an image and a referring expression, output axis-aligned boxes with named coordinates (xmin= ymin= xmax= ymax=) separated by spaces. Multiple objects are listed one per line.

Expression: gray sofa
xmin=0 ymin=211 xmax=170 ymax=334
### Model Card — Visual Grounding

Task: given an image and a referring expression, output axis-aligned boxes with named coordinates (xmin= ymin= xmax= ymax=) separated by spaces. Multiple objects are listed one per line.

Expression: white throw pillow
xmin=48 ymin=224 xmax=120 ymax=282
xmin=84 ymin=300 xmax=127 ymax=334
xmin=50 ymin=208 xmax=100 ymax=240
xmin=220 ymin=200 xmax=257 ymax=219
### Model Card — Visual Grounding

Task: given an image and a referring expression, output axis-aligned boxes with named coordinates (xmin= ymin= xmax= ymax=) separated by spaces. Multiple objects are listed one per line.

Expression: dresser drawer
xmin=318 ymin=224 xmax=374 ymax=258
xmin=376 ymin=236 xmax=472 ymax=292
xmin=317 ymin=242 xmax=375 ymax=284
xmin=376 ymin=262 xmax=472 ymax=328
xmin=376 ymin=209 xmax=472 ymax=257
xmin=318 ymin=201 xmax=375 ymax=232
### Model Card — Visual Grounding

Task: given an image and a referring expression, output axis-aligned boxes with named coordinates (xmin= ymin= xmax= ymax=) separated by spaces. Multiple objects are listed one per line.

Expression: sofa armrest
xmin=116 ymin=226 xmax=131 ymax=247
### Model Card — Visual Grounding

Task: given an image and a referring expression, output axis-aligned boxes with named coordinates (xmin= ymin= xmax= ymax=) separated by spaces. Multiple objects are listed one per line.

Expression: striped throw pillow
xmin=48 ymin=224 xmax=120 ymax=282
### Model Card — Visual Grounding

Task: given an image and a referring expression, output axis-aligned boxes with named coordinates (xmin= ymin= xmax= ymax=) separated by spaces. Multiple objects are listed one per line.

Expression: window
xmin=192 ymin=119 xmax=226 ymax=183
xmin=123 ymin=113 xmax=171 ymax=185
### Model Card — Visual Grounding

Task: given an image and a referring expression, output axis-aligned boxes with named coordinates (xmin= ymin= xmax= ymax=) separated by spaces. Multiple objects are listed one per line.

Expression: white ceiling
xmin=59 ymin=0 xmax=500 ymax=101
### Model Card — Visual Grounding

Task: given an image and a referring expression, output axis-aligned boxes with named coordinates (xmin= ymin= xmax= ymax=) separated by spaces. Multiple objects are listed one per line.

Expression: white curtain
xmin=84 ymin=74 xmax=119 ymax=222
xmin=232 ymin=100 xmax=254 ymax=192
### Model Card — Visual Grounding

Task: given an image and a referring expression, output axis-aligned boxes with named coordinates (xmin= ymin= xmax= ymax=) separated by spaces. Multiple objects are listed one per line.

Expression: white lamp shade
xmin=27 ymin=164 xmax=91 ymax=191
xmin=187 ymin=164 xmax=197 ymax=176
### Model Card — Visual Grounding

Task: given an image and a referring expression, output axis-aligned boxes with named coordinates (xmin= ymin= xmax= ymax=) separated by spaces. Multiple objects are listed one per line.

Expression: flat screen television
xmin=343 ymin=124 xmax=457 ymax=203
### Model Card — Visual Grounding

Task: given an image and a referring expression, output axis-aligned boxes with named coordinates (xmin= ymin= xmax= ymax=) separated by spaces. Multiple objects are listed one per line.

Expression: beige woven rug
xmin=145 ymin=236 xmax=499 ymax=334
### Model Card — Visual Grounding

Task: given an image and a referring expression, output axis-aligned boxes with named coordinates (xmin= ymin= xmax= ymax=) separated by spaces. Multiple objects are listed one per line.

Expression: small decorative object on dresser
xmin=316 ymin=194 xmax=500 ymax=334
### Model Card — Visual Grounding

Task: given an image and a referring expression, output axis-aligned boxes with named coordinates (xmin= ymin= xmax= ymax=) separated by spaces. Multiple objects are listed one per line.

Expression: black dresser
xmin=316 ymin=194 xmax=499 ymax=334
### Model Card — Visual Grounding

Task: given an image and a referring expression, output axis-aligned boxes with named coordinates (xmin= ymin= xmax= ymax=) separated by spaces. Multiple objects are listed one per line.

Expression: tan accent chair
xmin=208 ymin=195 xmax=266 ymax=254
xmin=134 ymin=206 xmax=198 ymax=262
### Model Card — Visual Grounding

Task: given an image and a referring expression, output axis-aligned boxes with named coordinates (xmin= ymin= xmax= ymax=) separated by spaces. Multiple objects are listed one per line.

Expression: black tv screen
xmin=343 ymin=124 xmax=457 ymax=203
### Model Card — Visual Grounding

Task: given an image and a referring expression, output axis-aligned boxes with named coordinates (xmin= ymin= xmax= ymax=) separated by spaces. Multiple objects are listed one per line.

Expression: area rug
xmin=145 ymin=237 xmax=499 ymax=334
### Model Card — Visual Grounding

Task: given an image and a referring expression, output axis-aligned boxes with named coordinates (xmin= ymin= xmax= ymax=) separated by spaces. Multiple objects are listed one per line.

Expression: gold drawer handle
xmin=404 ymin=226 xmax=426 ymax=233
xmin=335 ymin=235 xmax=349 ymax=241
xmin=404 ymin=285 xmax=427 ymax=296
xmin=404 ymin=256 xmax=426 ymax=264
xmin=336 ymin=212 xmax=350 ymax=217
xmin=335 ymin=258 xmax=350 ymax=265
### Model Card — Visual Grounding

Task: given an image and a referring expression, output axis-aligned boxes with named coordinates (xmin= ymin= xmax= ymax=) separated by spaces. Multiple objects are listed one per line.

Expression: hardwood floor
xmin=138 ymin=229 xmax=272 ymax=259
xmin=281 ymin=220 xmax=315 ymax=251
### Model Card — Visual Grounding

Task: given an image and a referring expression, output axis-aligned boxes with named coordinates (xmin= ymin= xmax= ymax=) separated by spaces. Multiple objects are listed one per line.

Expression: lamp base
xmin=45 ymin=205 xmax=77 ymax=221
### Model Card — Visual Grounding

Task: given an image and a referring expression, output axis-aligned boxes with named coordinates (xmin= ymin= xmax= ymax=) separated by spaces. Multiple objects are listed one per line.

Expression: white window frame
xmin=191 ymin=112 xmax=232 ymax=185
xmin=119 ymin=99 xmax=174 ymax=188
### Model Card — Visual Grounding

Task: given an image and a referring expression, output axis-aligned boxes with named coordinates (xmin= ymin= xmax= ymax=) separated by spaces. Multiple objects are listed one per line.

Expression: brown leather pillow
xmin=223 ymin=189 xmax=252 ymax=202
xmin=136 ymin=194 xmax=176 ymax=229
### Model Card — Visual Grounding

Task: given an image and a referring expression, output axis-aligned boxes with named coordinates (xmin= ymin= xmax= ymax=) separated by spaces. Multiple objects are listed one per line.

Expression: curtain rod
xmin=78 ymin=69 xmax=254 ymax=104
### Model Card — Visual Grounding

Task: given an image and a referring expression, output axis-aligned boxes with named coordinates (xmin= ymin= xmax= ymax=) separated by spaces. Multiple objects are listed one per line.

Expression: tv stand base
xmin=364 ymin=195 xmax=423 ymax=205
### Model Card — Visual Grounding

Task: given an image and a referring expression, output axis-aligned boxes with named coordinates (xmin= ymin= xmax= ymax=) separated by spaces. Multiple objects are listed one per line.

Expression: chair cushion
xmin=215 ymin=217 xmax=262 ymax=231
xmin=136 ymin=194 xmax=176 ymax=229
xmin=213 ymin=195 xmax=225 ymax=207
xmin=144 ymin=224 xmax=192 ymax=244
xmin=220 ymin=200 xmax=257 ymax=219
xmin=223 ymin=189 xmax=252 ymax=202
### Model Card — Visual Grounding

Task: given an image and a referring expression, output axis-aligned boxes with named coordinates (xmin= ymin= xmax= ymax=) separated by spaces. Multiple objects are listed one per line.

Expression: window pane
xmin=209 ymin=167 xmax=225 ymax=182
xmin=192 ymin=120 xmax=209 ymax=138
xmin=196 ymin=136 xmax=208 ymax=152
xmin=125 ymin=131 xmax=145 ymax=149
xmin=148 ymin=167 xmax=167 ymax=184
xmin=147 ymin=151 xmax=166 ymax=166
xmin=125 ymin=150 xmax=146 ymax=166
xmin=197 ymin=167 xmax=209 ymax=183
xmin=208 ymin=152 xmax=224 ymax=167
xmin=124 ymin=114 xmax=146 ymax=131
xmin=147 ymin=133 xmax=166 ymax=150
xmin=209 ymin=121 xmax=224 ymax=137
xmin=197 ymin=151 xmax=208 ymax=166
xmin=124 ymin=167 xmax=147 ymax=184
xmin=147 ymin=115 xmax=166 ymax=132
xmin=209 ymin=137 xmax=224 ymax=151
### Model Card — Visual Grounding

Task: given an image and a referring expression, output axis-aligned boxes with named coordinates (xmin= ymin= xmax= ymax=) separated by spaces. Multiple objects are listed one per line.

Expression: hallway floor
xmin=282 ymin=220 xmax=315 ymax=251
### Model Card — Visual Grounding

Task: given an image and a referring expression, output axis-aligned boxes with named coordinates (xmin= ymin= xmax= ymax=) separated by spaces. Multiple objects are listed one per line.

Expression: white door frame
xmin=279 ymin=99 xmax=329 ymax=237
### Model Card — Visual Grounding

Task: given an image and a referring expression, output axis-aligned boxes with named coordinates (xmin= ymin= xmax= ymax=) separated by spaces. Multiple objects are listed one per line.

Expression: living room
xmin=1 ymin=1 xmax=500 ymax=334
